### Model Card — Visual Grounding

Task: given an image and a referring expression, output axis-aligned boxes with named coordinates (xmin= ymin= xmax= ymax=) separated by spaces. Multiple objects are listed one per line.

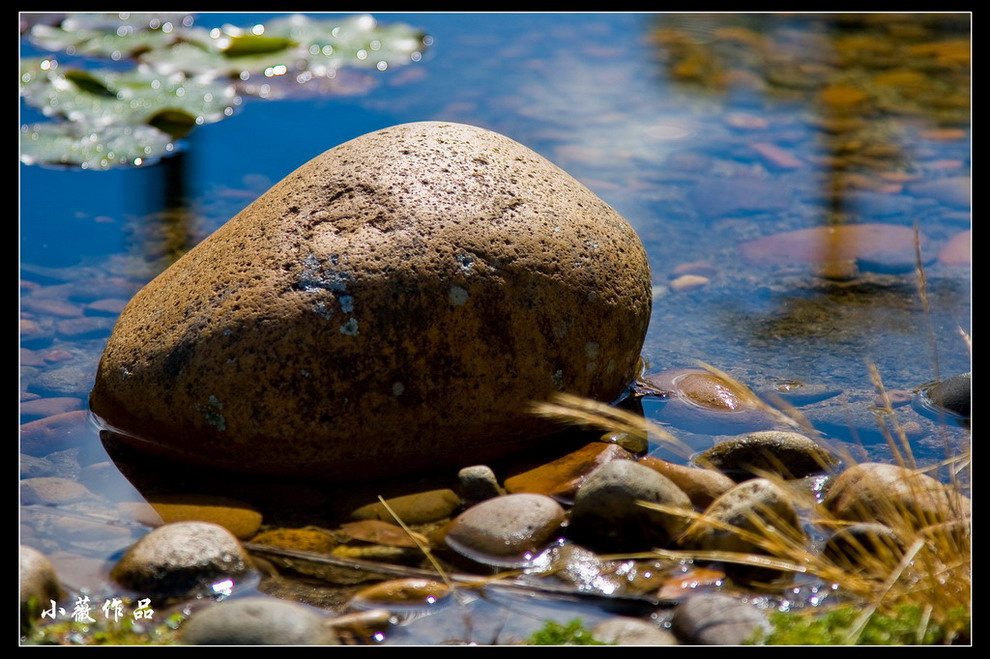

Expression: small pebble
xmin=824 ymin=462 xmax=969 ymax=530
xmin=592 ymin=617 xmax=678 ymax=645
xmin=671 ymin=593 xmax=770 ymax=645
xmin=683 ymin=478 xmax=803 ymax=557
xmin=146 ymin=494 xmax=263 ymax=540
xmin=340 ymin=520 xmax=420 ymax=548
xmin=249 ymin=527 xmax=337 ymax=554
xmin=638 ymin=456 xmax=735 ymax=509
xmin=568 ymin=460 xmax=691 ymax=553
xmin=350 ymin=578 xmax=451 ymax=608
xmin=458 ymin=465 xmax=503 ymax=503
xmin=823 ymin=522 xmax=906 ymax=573
xmin=351 ymin=489 xmax=461 ymax=525
xmin=445 ymin=493 xmax=564 ymax=566
xmin=916 ymin=372 xmax=970 ymax=420
xmin=180 ymin=597 xmax=338 ymax=645
xmin=696 ymin=430 xmax=838 ymax=481
xmin=669 ymin=274 xmax=710 ymax=292
xmin=504 ymin=442 xmax=631 ymax=503
xmin=19 ymin=397 xmax=84 ymax=420
xmin=111 ymin=521 xmax=253 ymax=600
xmin=20 ymin=410 xmax=96 ymax=456
xmin=937 ymin=230 xmax=970 ymax=265
xmin=20 ymin=545 xmax=63 ymax=621
xmin=750 ymin=142 xmax=803 ymax=169
xmin=21 ymin=477 xmax=95 ymax=506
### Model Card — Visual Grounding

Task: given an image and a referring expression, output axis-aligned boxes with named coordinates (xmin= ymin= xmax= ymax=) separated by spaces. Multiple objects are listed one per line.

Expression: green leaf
xmin=222 ymin=34 xmax=297 ymax=58
xmin=20 ymin=122 xmax=176 ymax=169
xmin=20 ymin=65 xmax=238 ymax=129
xmin=64 ymin=70 xmax=116 ymax=97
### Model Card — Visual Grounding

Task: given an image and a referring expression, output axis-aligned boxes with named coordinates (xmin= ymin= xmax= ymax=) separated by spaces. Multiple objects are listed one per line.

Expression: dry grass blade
xmin=867 ymin=359 xmax=917 ymax=471
xmin=842 ymin=537 xmax=924 ymax=645
xmin=529 ymin=391 xmax=695 ymax=459
xmin=376 ymin=494 xmax=458 ymax=595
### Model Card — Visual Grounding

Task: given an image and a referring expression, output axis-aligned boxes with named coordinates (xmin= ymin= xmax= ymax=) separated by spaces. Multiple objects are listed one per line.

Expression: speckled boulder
xmin=90 ymin=121 xmax=652 ymax=479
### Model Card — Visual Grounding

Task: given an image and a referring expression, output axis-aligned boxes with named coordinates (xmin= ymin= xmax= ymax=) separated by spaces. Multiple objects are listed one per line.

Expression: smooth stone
xmin=20 ymin=410 xmax=91 ymax=458
xmin=146 ymin=494 xmax=263 ymax=540
xmin=55 ymin=316 xmax=117 ymax=338
xmin=457 ymin=465 xmax=504 ymax=504
xmin=20 ymin=545 xmax=63 ymax=622
xmin=907 ymin=176 xmax=970 ymax=209
xmin=180 ymin=597 xmax=338 ymax=645
xmin=691 ymin=176 xmax=793 ymax=218
xmin=739 ymin=223 xmax=932 ymax=272
xmin=20 ymin=296 xmax=84 ymax=318
xmin=21 ymin=454 xmax=52 ymax=478
xmin=592 ymin=617 xmax=679 ymax=645
xmin=823 ymin=522 xmax=906 ymax=573
xmin=91 ymin=121 xmax=653 ymax=480
xmin=325 ymin=608 xmax=392 ymax=639
xmin=937 ymin=230 xmax=970 ymax=265
xmin=823 ymin=463 xmax=970 ymax=530
xmin=20 ymin=348 xmax=45 ymax=367
xmin=683 ymin=478 xmax=803 ymax=556
xmin=350 ymin=488 xmax=461 ymax=525
xmin=671 ymin=593 xmax=770 ymax=645
xmin=669 ymin=274 xmax=709 ymax=292
xmin=42 ymin=348 xmax=75 ymax=363
xmin=915 ymin=372 xmax=970 ymax=421
xmin=340 ymin=520 xmax=420 ymax=548
xmin=249 ymin=526 xmax=337 ymax=553
xmin=445 ymin=493 xmax=565 ymax=566
xmin=31 ymin=364 xmax=93 ymax=396
xmin=350 ymin=578 xmax=451 ymax=608
xmin=20 ymin=317 xmax=54 ymax=344
xmin=110 ymin=521 xmax=253 ymax=600
xmin=638 ymin=456 xmax=736 ymax=509
xmin=696 ymin=431 xmax=838 ymax=482
xmin=20 ymin=477 xmax=95 ymax=506
xmin=19 ymin=396 xmax=84 ymax=420
xmin=503 ymin=442 xmax=632 ymax=503
xmin=642 ymin=369 xmax=778 ymax=435
xmin=85 ymin=298 xmax=129 ymax=314
xmin=568 ymin=460 xmax=692 ymax=553
xmin=48 ymin=514 xmax=133 ymax=550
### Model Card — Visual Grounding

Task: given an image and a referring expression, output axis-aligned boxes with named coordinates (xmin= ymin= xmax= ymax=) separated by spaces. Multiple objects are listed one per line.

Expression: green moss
xmin=526 ymin=619 xmax=608 ymax=645
xmin=23 ymin=610 xmax=185 ymax=645
xmin=748 ymin=604 xmax=970 ymax=645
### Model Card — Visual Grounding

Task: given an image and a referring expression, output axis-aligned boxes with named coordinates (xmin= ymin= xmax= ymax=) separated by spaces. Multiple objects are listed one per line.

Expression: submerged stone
xmin=90 ymin=121 xmax=652 ymax=480
xmin=696 ymin=430 xmax=838 ymax=482
xmin=738 ymin=222 xmax=932 ymax=273
xmin=642 ymin=368 xmax=779 ymax=435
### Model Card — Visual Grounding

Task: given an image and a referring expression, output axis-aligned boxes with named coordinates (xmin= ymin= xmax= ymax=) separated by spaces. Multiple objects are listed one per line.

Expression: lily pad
xmin=20 ymin=121 xmax=176 ymax=169
xmin=28 ymin=13 xmax=193 ymax=59
xmin=138 ymin=14 xmax=429 ymax=86
xmin=20 ymin=62 xmax=238 ymax=134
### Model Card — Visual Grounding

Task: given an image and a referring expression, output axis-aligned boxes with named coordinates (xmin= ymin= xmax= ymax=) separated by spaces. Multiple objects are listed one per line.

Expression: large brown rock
xmin=90 ymin=122 xmax=652 ymax=480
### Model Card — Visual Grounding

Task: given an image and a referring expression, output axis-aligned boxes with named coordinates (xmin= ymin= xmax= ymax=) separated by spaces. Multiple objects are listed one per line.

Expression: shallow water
xmin=20 ymin=12 xmax=970 ymax=644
